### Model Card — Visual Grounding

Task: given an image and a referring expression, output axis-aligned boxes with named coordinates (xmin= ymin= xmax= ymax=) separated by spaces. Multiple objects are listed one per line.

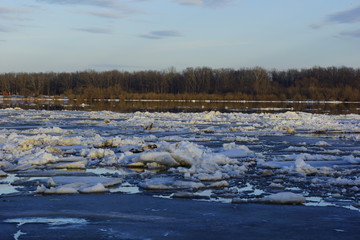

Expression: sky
xmin=0 ymin=0 xmax=359 ymax=73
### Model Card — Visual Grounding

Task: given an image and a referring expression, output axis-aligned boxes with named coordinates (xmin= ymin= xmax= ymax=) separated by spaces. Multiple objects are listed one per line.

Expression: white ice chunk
xmin=220 ymin=149 xmax=252 ymax=158
xmin=208 ymin=180 xmax=229 ymax=188
xmin=52 ymin=176 xmax=122 ymax=188
xmin=315 ymin=141 xmax=331 ymax=146
xmin=329 ymin=177 xmax=360 ymax=186
xmin=0 ymin=159 xmax=11 ymax=168
xmin=287 ymin=153 xmax=337 ymax=162
xmin=47 ymin=177 xmax=57 ymax=187
xmin=221 ymin=143 xmax=253 ymax=158
xmin=79 ymin=183 xmax=109 ymax=193
xmin=294 ymin=158 xmax=316 ymax=173
xmin=82 ymin=149 xmax=115 ymax=159
xmin=261 ymin=192 xmax=305 ymax=204
xmin=194 ymin=170 xmax=228 ymax=181
xmin=284 ymin=146 xmax=308 ymax=152
xmin=343 ymin=155 xmax=360 ymax=164
xmin=222 ymin=136 xmax=259 ymax=142
xmin=51 ymin=160 xmax=87 ymax=169
xmin=18 ymin=150 xmax=58 ymax=166
xmin=4 ymin=164 xmax=34 ymax=172
xmin=24 ymin=127 xmax=66 ymax=134
xmin=0 ymin=170 xmax=7 ymax=177
xmin=138 ymin=177 xmax=175 ymax=190
xmin=44 ymin=186 xmax=79 ymax=194
xmin=132 ymin=152 xmax=179 ymax=168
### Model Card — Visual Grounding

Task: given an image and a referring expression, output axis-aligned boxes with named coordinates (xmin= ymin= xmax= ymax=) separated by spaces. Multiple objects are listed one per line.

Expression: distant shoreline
xmin=1 ymin=95 xmax=359 ymax=104
xmin=1 ymin=66 xmax=360 ymax=101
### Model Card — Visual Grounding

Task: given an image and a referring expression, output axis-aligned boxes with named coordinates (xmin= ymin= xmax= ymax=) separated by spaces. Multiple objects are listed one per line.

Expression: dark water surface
xmin=1 ymin=97 xmax=360 ymax=114
xmin=1 ymin=194 xmax=360 ymax=240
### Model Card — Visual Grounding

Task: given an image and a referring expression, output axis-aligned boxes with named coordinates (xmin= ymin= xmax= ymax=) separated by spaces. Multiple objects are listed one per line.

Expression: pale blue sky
xmin=0 ymin=0 xmax=359 ymax=73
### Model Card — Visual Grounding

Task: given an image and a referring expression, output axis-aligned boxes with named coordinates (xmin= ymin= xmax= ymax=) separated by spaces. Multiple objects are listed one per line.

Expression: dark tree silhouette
xmin=0 ymin=66 xmax=359 ymax=101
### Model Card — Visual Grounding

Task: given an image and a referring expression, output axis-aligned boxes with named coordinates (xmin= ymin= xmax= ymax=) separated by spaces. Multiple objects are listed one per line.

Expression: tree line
xmin=0 ymin=66 xmax=359 ymax=101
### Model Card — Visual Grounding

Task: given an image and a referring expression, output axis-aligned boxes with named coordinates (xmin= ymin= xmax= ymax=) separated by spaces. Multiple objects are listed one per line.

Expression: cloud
xmin=0 ymin=6 xmax=19 ymax=15
xmin=0 ymin=24 xmax=11 ymax=32
xmin=139 ymin=30 xmax=182 ymax=39
xmin=312 ymin=5 xmax=360 ymax=39
xmin=0 ymin=6 xmax=29 ymax=20
xmin=339 ymin=29 xmax=360 ymax=38
xmin=326 ymin=5 xmax=360 ymax=24
xmin=74 ymin=27 xmax=112 ymax=34
xmin=37 ymin=0 xmax=120 ymax=9
xmin=174 ymin=0 xmax=233 ymax=7
xmin=85 ymin=10 xmax=126 ymax=19
xmin=38 ymin=0 xmax=143 ymax=18
xmin=175 ymin=0 xmax=203 ymax=6
xmin=313 ymin=5 xmax=360 ymax=28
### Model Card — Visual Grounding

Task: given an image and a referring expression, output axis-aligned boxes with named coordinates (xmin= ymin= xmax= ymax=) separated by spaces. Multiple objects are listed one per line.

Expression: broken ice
xmin=0 ymin=109 xmax=360 ymax=211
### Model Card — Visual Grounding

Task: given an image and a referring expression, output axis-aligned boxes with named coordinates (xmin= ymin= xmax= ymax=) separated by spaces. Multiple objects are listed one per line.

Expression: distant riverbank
xmin=1 ymin=96 xmax=359 ymax=114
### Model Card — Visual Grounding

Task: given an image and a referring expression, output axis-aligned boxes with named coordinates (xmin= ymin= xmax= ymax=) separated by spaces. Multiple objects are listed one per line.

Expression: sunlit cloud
xmin=139 ymin=30 xmax=182 ymax=39
xmin=74 ymin=27 xmax=112 ymax=34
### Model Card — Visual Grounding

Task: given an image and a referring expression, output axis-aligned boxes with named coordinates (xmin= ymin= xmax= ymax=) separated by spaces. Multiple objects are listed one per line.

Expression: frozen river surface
xmin=1 ymin=109 xmax=360 ymax=211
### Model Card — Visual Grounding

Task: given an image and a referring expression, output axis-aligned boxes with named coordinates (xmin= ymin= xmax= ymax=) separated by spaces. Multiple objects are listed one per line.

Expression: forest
xmin=0 ymin=66 xmax=359 ymax=101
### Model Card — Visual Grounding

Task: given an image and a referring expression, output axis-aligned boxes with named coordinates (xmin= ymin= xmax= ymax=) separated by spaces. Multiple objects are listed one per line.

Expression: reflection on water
xmin=1 ymin=98 xmax=360 ymax=114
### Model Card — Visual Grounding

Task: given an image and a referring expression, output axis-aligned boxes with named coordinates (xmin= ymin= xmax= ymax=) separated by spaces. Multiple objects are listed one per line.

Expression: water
xmin=1 ymin=99 xmax=360 ymax=213
xmin=1 ymin=97 xmax=360 ymax=114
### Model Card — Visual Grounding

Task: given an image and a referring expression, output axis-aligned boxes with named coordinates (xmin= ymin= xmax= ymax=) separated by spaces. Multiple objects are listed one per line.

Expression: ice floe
xmin=261 ymin=192 xmax=306 ymax=204
xmin=0 ymin=109 xmax=360 ymax=210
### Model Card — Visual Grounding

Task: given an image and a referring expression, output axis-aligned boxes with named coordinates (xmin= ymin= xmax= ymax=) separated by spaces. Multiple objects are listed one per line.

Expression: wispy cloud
xmin=139 ymin=30 xmax=182 ymax=39
xmin=312 ymin=5 xmax=360 ymax=39
xmin=339 ymin=29 xmax=360 ymax=38
xmin=326 ymin=6 xmax=360 ymax=24
xmin=175 ymin=0 xmax=203 ymax=6
xmin=74 ymin=27 xmax=112 ymax=34
xmin=37 ymin=0 xmax=143 ymax=19
xmin=312 ymin=5 xmax=360 ymax=28
xmin=37 ymin=0 xmax=119 ymax=9
xmin=174 ymin=0 xmax=233 ymax=7
xmin=0 ymin=6 xmax=29 ymax=20
xmin=0 ymin=24 xmax=11 ymax=32
xmin=84 ymin=10 xmax=126 ymax=19
xmin=0 ymin=6 xmax=20 ymax=14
